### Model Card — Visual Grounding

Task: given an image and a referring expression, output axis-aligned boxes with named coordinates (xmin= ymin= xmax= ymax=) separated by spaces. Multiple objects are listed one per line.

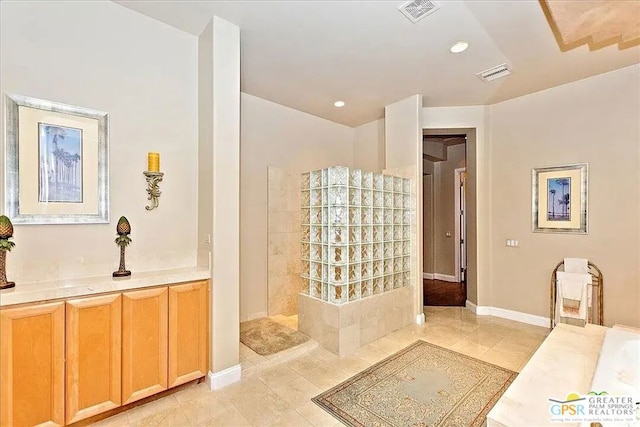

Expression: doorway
xmin=422 ymin=132 xmax=468 ymax=306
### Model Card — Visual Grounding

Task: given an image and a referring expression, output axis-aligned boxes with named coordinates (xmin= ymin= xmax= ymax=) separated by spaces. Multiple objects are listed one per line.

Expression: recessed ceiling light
xmin=450 ymin=41 xmax=469 ymax=53
xmin=334 ymin=100 xmax=345 ymax=108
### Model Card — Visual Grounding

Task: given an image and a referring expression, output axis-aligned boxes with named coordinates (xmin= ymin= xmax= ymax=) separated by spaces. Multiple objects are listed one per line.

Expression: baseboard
xmin=433 ymin=273 xmax=457 ymax=283
xmin=415 ymin=312 xmax=425 ymax=325
xmin=467 ymin=303 xmax=549 ymax=328
xmin=206 ymin=364 xmax=241 ymax=390
xmin=423 ymin=273 xmax=434 ymax=280
xmin=239 ymin=311 xmax=267 ymax=322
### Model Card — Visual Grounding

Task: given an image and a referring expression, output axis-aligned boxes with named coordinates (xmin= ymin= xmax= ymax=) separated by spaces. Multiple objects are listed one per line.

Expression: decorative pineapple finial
xmin=113 ymin=216 xmax=132 ymax=277
xmin=0 ymin=215 xmax=16 ymax=289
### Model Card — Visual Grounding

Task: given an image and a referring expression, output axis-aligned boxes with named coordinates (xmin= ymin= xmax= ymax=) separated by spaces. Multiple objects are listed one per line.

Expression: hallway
xmin=423 ymin=279 xmax=466 ymax=306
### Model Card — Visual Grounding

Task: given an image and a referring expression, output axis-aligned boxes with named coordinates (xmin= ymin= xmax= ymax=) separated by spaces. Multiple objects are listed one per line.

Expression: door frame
xmin=454 ymin=167 xmax=466 ymax=283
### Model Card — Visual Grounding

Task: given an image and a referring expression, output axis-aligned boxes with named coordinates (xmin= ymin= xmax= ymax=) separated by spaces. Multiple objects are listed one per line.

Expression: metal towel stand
xmin=550 ymin=260 xmax=603 ymax=330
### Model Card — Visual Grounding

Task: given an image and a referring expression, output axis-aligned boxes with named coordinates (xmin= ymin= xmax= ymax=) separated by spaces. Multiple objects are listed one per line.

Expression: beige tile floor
xmin=92 ymin=307 xmax=549 ymax=427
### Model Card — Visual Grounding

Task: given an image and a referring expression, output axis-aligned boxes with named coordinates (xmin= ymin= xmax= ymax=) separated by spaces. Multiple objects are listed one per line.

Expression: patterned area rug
xmin=312 ymin=340 xmax=516 ymax=427
xmin=240 ymin=318 xmax=309 ymax=356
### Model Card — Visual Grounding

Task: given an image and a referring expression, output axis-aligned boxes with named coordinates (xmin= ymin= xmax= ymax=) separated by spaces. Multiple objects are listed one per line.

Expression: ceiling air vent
xmin=476 ymin=63 xmax=512 ymax=82
xmin=398 ymin=0 xmax=441 ymax=23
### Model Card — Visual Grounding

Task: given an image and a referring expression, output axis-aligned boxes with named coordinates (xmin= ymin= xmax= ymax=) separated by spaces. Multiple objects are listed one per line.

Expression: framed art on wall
xmin=4 ymin=94 xmax=109 ymax=224
xmin=532 ymin=163 xmax=588 ymax=234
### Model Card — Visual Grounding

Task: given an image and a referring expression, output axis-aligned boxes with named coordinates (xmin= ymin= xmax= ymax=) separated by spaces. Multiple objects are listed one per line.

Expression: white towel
xmin=557 ymin=279 xmax=588 ymax=321
xmin=564 ymin=258 xmax=589 ymax=274
xmin=557 ymin=271 xmax=593 ymax=308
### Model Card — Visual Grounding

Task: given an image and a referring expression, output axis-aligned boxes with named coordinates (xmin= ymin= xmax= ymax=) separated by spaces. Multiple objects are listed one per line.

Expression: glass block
xmin=361 ymin=226 xmax=372 ymax=243
xmin=394 ymin=176 xmax=402 ymax=192
xmin=373 ymin=243 xmax=383 ymax=261
xmin=329 ymin=226 xmax=346 ymax=244
xmin=403 ymin=241 xmax=410 ymax=256
xmin=403 ymin=194 xmax=410 ymax=209
xmin=301 ymin=190 xmax=310 ymax=207
xmin=393 ymin=257 xmax=401 ymax=273
xmin=330 ymin=284 xmax=348 ymax=304
xmin=301 ymin=242 xmax=310 ymax=260
xmin=372 ymin=260 xmax=383 ymax=277
xmin=349 ymin=207 xmax=360 ymax=224
xmin=373 ymin=208 xmax=383 ymax=225
xmin=302 ymin=208 xmax=310 ymax=224
xmin=361 ymin=262 xmax=371 ymax=280
xmin=329 ymin=186 xmax=348 ymax=205
xmin=403 ymin=209 xmax=411 ymax=224
xmin=394 ymin=273 xmax=401 ymax=289
xmin=309 ymin=262 xmax=322 ymax=280
xmin=394 ymin=241 xmax=402 ymax=257
xmin=384 ymin=274 xmax=393 ymax=292
xmin=349 ymin=226 xmax=361 ymax=244
xmin=310 ymin=280 xmax=322 ymax=299
xmin=394 ymin=193 xmax=402 ymax=208
xmin=310 ymin=189 xmax=322 ymax=207
xmin=322 ymin=227 xmax=328 ymax=244
xmin=310 ymin=244 xmax=322 ymax=261
xmin=384 ymin=259 xmax=393 ymax=274
xmin=384 ymin=226 xmax=393 ymax=242
xmin=330 ymin=265 xmax=347 ymax=284
xmin=384 ymin=209 xmax=393 ymax=225
xmin=373 ymin=173 xmax=384 ymax=190
xmin=328 ymin=166 xmax=348 ymax=186
xmin=384 ymin=242 xmax=393 ymax=258
xmin=373 ymin=277 xmax=383 ymax=294
xmin=394 ymin=209 xmax=402 ymax=225
xmin=403 ymin=271 xmax=410 ymax=286
xmin=361 ymin=208 xmax=372 ymax=225
xmin=361 ymin=280 xmax=373 ymax=298
xmin=349 ymin=264 xmax=360 ymax=281
xmin=362 ymin=171 xmax=373 ymax=189
xmin=403 ymin=178 xmax=411 ymax=194
xmin=403 ymin=225 xmax=410 ymax=240
xmin=348 ymin=283 xmax=360 ymax=301
xmin=330 ymin=206 xmax=347 ymax=225
xmin=403 ymin=256 xmax=410 ymax=272
xmin=322 ymin=168 xmax=328 ymax=187
xmin=302 ymin=260 xmax=310 ymax=276
xmin=310 ymin=170 xmax=322 ymax=188
xmin=322 ymin=188 xmax=328 ymax=206
xmin=349 ymin=188 xmax=361 ymax=206
xmin=373 ymin=191 xmax=383 ymax=207
xmin=301 ymin=225 xmax=310 ymax=242
xmin=362 ymin=190 xmax=372 ymax=207
xmin=301 ymin=172 xmax=310 ymax=189
xmin=310 ymin=207 xmax=322 ymax=224
xmin=330 ymin=245 xmax=347 ymax=264
xmin=361 ymin=243 xmax=372 ymax=261
xmin=349 ymin=169 xmax=361 ymax=187
xmin=394 ymin=225 xmax=402 ymax=241
xmin=322 ymin=245 xmax=328 ymax=262
xmin=384 ymin=175 xmax=393 ymax=191
xmin=301 ymin=277 xmax=309 ymax=294
xmin=311 ymin=226 xmax=322 ymax=243
xmin=384 ymin=192 xmax=393 ymax=209
xmin=349 ymin=244 xmax=360 ymax=263
xmin=373 ymin=225 xmax=383 ymax=242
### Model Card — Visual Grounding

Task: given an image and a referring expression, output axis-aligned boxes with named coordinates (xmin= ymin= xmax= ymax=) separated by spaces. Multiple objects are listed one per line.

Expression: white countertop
xmin=0 ymin=266 xmax=211 ymax=307
xmin=487 ymin=323 xmax=607 ymax=427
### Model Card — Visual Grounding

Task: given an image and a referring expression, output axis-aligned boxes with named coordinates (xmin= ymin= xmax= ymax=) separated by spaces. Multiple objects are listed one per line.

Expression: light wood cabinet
xmin=0 ymin=302 xmax=65 ymax=427
xmin=65 ymin=294 xmax=122 ymax=424
xmin=168 ymin=281 xmax=208 ymax=387
xmin=122 ymin=287 xmax=168 ymax=404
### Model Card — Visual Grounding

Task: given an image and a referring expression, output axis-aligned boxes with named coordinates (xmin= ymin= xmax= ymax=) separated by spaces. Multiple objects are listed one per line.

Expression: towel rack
xmin=550 ymin=261 xmax=603 ymax=330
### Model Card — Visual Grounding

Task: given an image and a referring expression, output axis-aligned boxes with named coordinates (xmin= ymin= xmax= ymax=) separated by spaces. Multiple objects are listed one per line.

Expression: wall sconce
xmin=144 ymin=152 xmax=163 ymax=211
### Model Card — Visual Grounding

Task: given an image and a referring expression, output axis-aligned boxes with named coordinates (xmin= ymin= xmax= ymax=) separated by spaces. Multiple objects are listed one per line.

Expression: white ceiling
xmin=115 ymin=0 xmax=640 ymax=127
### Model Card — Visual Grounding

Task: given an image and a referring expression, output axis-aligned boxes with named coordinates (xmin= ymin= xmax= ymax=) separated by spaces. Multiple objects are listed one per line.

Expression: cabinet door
xmin=1 ymin=302 xmax=65 ymax=427
xmin=122 ymin=287 xmax=168 ymax=404
xmin=168 ymin=281 xmax=208 ymax=387
xmin=65 ymin=294 xmax=121 ymax=424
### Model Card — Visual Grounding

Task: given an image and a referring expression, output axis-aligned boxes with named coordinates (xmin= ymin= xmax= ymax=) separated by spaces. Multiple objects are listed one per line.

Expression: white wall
xmin=354 ymin=118 xmax=385 ymax=172
xmin=240 ymin=93 xmax=355 ymax=320
xmin=489 ymin=65 xmax=640 ymax=327
xmin=0 ymin=1 xmax=198 ymax=283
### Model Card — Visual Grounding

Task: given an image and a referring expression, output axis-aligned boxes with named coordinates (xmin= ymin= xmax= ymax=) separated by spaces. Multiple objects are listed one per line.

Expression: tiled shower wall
xmin=267 ymin=167 xmax=302 ymax=316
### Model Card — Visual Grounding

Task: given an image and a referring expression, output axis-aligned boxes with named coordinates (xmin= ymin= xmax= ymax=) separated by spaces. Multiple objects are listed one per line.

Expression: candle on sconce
xmin=147 ymin=152 xmax=160 ymax=172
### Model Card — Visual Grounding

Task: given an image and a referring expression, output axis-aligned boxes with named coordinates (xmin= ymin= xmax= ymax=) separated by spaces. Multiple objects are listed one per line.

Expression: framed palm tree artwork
xmin=4 ymin=94 xmax=109 ymax=224
xmin=532 ymin=163 xmax=588 ymax=234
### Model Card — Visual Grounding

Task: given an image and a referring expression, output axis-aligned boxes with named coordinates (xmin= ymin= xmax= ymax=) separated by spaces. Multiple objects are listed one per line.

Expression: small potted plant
xmin=0 ymin=215 xmax=16 ymax=289
xmin=113 ymin=216 xmax=132 ymax=277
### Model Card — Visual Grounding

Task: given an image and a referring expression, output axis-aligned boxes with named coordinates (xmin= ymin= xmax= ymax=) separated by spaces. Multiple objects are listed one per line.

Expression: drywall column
xmin=384 ymin=95 xmax=424 ymax=325
xmin=198 ymin=16 xmax=241 ymax=390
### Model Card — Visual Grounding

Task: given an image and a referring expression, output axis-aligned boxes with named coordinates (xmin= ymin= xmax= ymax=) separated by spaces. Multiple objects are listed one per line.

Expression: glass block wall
xmin=301 ymin=166 xmax=412 ymax=305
